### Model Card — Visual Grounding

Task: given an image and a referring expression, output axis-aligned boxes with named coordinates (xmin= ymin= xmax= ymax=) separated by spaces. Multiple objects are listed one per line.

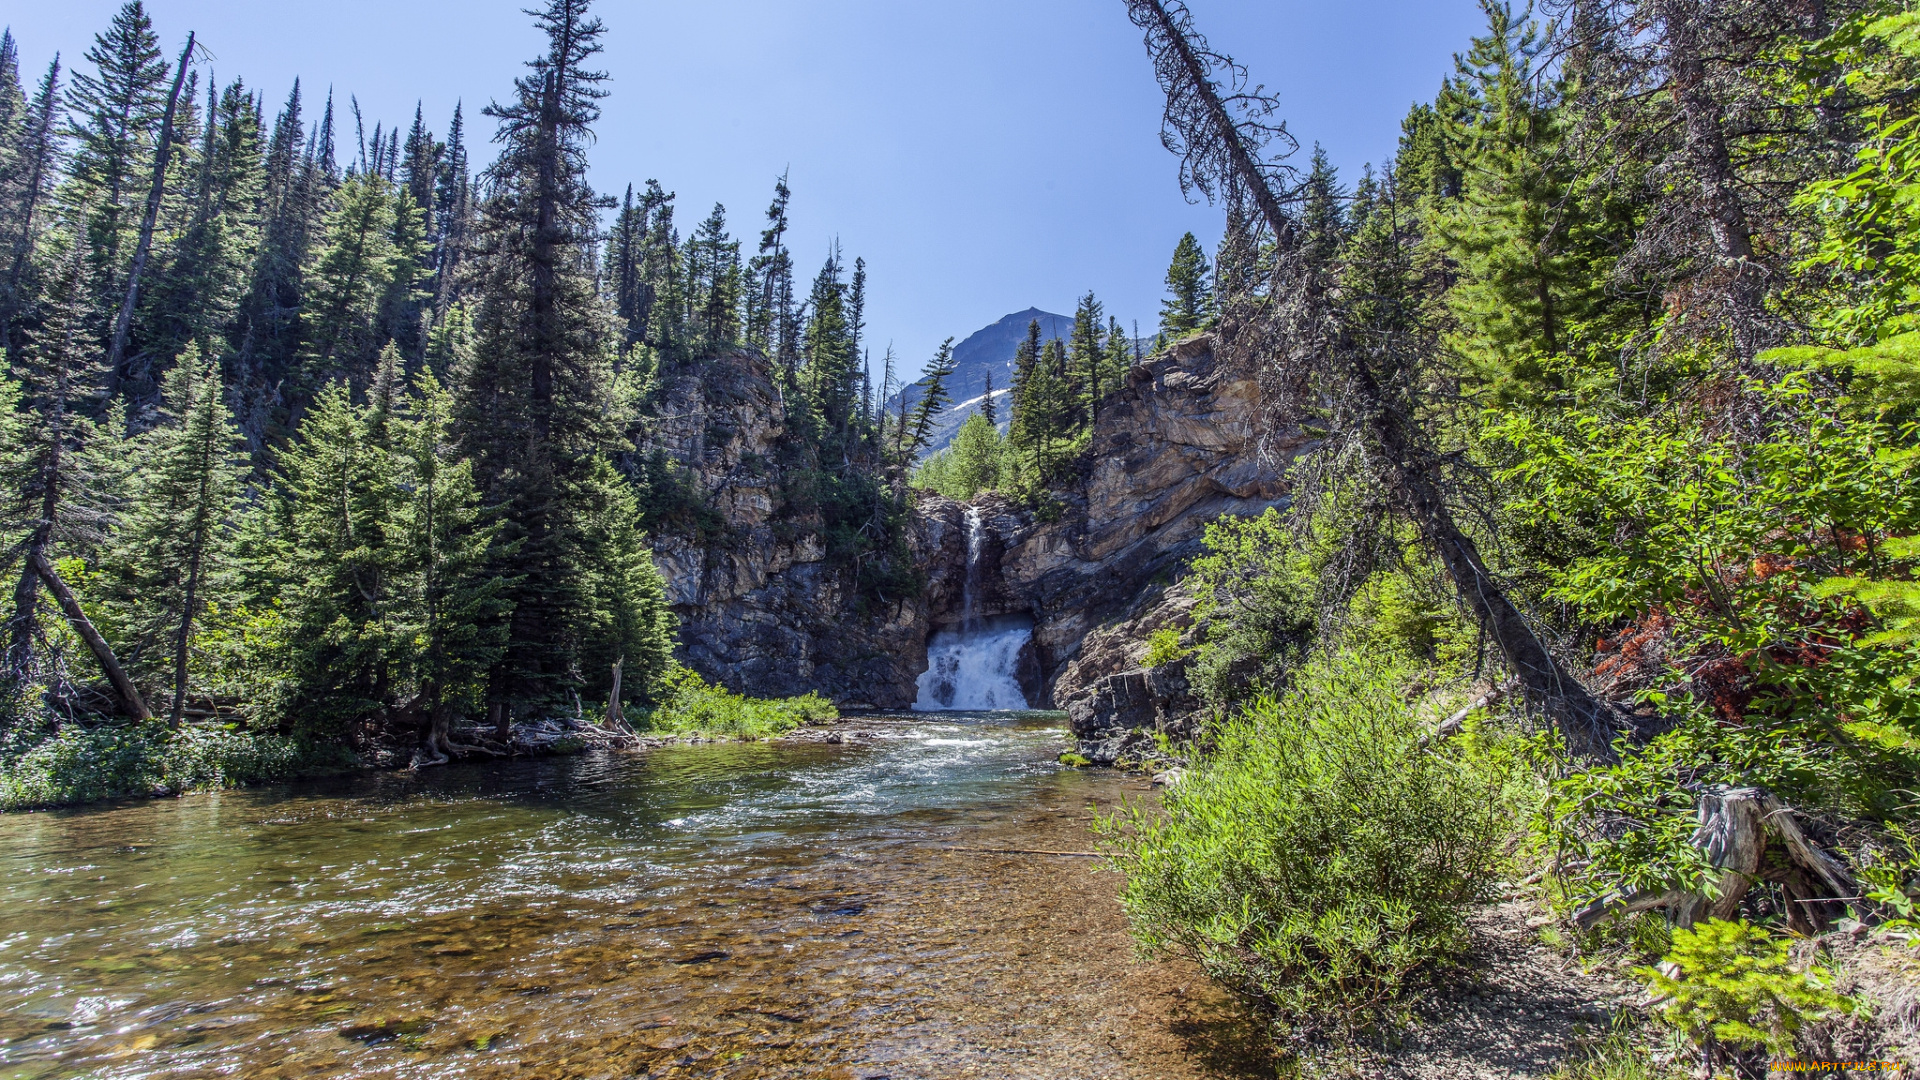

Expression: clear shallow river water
xmin=0 ymin=713 xmax=1264 ymax=1080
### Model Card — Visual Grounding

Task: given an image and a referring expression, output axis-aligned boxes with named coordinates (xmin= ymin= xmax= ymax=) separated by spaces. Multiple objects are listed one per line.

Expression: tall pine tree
xmin=112 ymin=343 xmax=246 ymax=725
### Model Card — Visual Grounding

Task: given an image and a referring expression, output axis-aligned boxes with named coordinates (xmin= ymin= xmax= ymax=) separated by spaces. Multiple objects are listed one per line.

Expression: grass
xmin=639 ymin=665 xmax=838 ymax=740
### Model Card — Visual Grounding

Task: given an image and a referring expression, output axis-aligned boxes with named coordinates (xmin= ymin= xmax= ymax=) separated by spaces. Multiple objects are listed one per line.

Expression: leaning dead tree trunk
xmin=1573 ymin=787 xmax=1858 ymax=935
xmin=1123 ymin=0 xmax=1619 ymax=759
xmin=32 ymin=551 xmax=152 ymax=721
xmin=105 ymin=31 xmax=196 ymax=385
xmin=605 ymin=657 xmax=629 ymax=731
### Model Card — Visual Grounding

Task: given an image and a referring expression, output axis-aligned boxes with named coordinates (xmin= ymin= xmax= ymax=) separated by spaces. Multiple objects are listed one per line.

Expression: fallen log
xmin=1431 ymin=678 xmax=1519 ymax=743
xmin=33 ymin=551 xmax=150 ymax=721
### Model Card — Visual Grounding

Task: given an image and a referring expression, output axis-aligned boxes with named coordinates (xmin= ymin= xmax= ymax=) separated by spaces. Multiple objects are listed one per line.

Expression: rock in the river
xmin=1066 ymin=659 xmax=1200 ymax=766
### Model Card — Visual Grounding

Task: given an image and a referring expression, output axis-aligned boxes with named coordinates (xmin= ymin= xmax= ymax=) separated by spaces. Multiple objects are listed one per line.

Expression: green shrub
xmin=0 ymin=722 xmax=345 ymax=811
xmin=1185 ymin=508 xmax=1316 ymax=706
xmin=641 ymin=665 xmax=838 ymax=740
xmin=1095 ymin=651 xmax=1523 ymax=1044
xmin=1857 ymin=824 xmax=1920 ymax=941
xmin=1142 ymin=627 xmax=1190 ymax=669
xmin=1641 ymin=919 xmax=1857 ymax=1062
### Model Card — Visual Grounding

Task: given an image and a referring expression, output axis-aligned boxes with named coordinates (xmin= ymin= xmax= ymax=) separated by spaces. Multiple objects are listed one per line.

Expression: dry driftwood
xmin=1431 ymin=678 xmax=1519 ymax=743
xmin=1573 ymin=787 xmax=1858 ymax=932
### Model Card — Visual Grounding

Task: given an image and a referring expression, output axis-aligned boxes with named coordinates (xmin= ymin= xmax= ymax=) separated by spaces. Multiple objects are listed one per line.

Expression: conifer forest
xmin=3 ymin=0 xmax=1920 ymax=1076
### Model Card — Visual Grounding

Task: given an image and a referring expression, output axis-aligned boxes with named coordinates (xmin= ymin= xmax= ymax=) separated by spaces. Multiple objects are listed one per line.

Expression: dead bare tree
xmin=105 ymin=32 xmax=198 ymax=390
xmin=1123 ymin=0 xmax=1621 ymax=759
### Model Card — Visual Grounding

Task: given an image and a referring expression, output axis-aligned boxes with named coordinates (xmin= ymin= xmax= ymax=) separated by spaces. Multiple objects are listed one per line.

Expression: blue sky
xmin=7 ymin=0 xmax=1488 ymax=379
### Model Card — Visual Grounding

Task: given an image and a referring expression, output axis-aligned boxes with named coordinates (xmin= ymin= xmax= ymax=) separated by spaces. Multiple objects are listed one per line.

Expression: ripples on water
xmin=0 ymin=713 xmax=1262 ymax=1080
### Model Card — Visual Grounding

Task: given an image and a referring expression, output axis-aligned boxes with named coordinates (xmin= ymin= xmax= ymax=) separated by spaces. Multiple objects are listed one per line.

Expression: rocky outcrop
xmin=647 ymin=350 xmax=953 ymax=709
xmin=981 ymin=335 xmax=1304 ymax=707
xmin=1067 ymin=660 xmax=1199 ymax=765
xmin=649 ymin=334 xmax=1305 ymax=735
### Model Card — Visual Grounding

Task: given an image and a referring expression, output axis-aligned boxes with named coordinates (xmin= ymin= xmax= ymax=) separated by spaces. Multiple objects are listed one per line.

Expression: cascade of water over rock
xmin=913 ymin=507 xmax=1032 ymax=711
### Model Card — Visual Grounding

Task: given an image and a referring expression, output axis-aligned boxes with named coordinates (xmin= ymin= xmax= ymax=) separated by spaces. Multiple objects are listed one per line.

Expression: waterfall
xmin=913 ymin=615 xmax=1033 ymax=711
xmin=913 ymin=507 xmax=1033 ymax=712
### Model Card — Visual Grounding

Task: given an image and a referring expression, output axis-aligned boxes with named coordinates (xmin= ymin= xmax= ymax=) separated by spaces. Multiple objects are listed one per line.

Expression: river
xmin=0 ymin=712 xmax=1264 ymax=1080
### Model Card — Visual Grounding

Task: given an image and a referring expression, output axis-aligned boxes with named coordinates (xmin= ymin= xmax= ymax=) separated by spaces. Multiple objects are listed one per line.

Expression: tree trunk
xmin=32 ymin=551 xmax=151 ymax=721
xmin=1130 ymin=0 xmax=1621 ymax=760
xmin=1359 ymin=372 xmax=1620 ymax=760
xmin=169 ymin=540 xmax=205 ymax=729
xmin=605 ymin=657 xmax=625 ymax=729
xmin=1573 ymin=787 xmax=1858 ymax=931
xmin=106 ymin=32 xmax=195 ymax=384
xmin=1651 ymin=0 xmax=1770 ymax=361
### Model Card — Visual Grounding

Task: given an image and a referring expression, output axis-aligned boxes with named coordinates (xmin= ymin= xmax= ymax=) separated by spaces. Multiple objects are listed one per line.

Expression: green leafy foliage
xmin=1185 ymin=509 xmax=1315 ymax=707
xmin=1095 ymin=652 xmax=1525 ymax=1041
xmin=1141 ymin=627 xmax=1189 ymax=669
xmin=1641 ymin=919 xmax=1857 ymax=1060
xmin=0 ymin=722 xmax=351 ymax=811
xmin=640 ymin=665 xmax=836 ymax=740
xmin=913 ymin=413 xmax=1013 ymax=502
xmin=1856 ymin=824 xmax=1920 ymax=940
xmin=1498 ymin=373 xmax=1920 ymax=842
xmin=1160 ymin=232 xmax=1213 ymax=336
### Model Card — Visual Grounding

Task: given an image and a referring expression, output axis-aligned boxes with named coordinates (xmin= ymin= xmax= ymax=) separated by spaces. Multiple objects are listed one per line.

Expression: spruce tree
xmin=749 ymin=172 xmax=798 ymax=371
xmin=1159 ymin=231 xmax=1212 ymax=336
xmin=112 ymin=343 xmax=246 ymax=725
xmin=63 ymin=1 xmax=168 ymax=314
xmin=1069 ymin=291 xmax=1104 ymax=426
xmin=1104 ymin=316 xmax=1132 ymax=401
xmin=0 ymin=32 xmax=23 ymax=175
xmin=430 ymin=102 xmax=470 ymax=321
xmin=299 ymin=172 xmax=400 ymax=386
xmin=687 ymin=202 xmax=739 ymax=351
xmin=1007 ymin=319 xmax=1044 ymax=470
xmin=2 ymin=234 xmax=148 ymax=718
xmin=609 ymin=183 xmax=644 ymax=354
xmin=378 ymin=183 xmax=431 ymax=362
xmin=457 ymin=0 xmax=639 ymax=716
xmin=143 ymin=78 xmax=265 ymax=373
xmin=902 ymin=339 xmax=957 ymax=458
xmin=800 ymin=253 xmax=858 ymax=437
xmin=635 ymin=180 xmax=681 ymax=365
xmin=1430 ymin=1 xmax=1610 ymax=404
xmin=232 ymin=80 xmax=319 ymax=447
xmin=394 ymin=366 xmax=507 ymax=758
xmin=1 ymin=56 xmax=61 ymax=362
xmin=267 ymin=377 xmax=402 ymax=734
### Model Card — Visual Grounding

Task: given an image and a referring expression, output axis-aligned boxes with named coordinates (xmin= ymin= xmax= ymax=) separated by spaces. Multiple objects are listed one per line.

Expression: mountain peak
xmin=891 ymin=307 xmax=1076 ymax=457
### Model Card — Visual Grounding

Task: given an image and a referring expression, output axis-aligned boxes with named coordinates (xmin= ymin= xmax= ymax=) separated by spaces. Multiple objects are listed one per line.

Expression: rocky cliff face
xmin=920 ymin=334 xmax=1303 ymax=709
xmin=651 ymin=335 xmax=1305 ymax=730
xmin=645 ymin=350 xmax=946 ymax=709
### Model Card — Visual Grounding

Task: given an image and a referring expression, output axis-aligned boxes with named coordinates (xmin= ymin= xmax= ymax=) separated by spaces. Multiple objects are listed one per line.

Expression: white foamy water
xmin=913 ymin=615 xmax=1033 ymax=711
